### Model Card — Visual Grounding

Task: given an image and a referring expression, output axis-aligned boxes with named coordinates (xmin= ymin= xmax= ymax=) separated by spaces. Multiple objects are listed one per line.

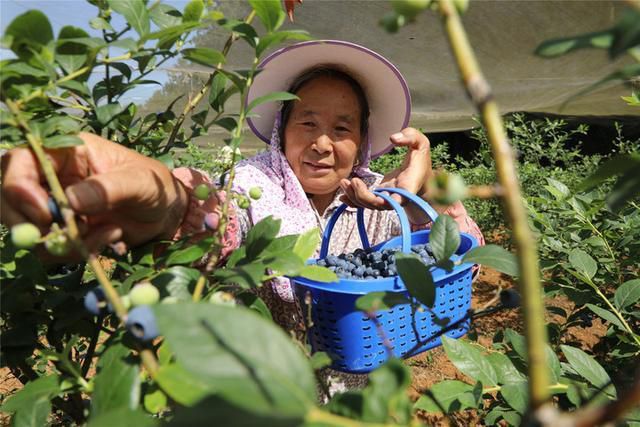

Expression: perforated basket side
xmin=294 ymin=267 xmax=473 ymax=374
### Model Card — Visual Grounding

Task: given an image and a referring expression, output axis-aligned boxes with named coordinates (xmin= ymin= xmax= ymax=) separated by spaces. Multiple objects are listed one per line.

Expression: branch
xmin=438 ymin=0 xmax=550 ymax=408
xmin=162 ymin=10 xmax=257 ymax=155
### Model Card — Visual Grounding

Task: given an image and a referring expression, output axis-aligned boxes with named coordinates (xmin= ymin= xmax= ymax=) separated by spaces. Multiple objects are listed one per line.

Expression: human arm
xmin=1 ymin=132 xmax=189 ymax=252
xmin=339 ymin=127 xmax=447 ymax=224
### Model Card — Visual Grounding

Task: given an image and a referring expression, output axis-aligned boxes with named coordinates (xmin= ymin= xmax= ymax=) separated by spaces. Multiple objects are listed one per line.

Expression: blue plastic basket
xmin=292 ymin=188 xmax=478 ymax=373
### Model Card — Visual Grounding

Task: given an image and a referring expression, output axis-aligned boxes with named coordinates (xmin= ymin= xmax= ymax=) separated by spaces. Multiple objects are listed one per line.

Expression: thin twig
xmin=438 ymin=0 xmax=550 ymax=408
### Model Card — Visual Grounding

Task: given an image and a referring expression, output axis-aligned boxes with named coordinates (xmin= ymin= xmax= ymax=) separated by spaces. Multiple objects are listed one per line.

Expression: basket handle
xmin=319 ymin=188 xmax=439 ymax=258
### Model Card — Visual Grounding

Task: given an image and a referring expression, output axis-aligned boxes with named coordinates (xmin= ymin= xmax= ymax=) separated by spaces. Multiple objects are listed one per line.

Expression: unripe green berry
xmin=431 ymin=172 xmax=467 ymax=205
xmin=45 ymin=233 xmax=71 ymax=256
xmin=248 ymin=186 xmax=262 ymax=200
xmin=193 ymin=183 xmax=211 ymax=201
xmin=237 ymin=196 xmax=250 ymax=210
xmin=380 ymin=12 xmax=404 ymax=33
xmin=453 ymin=0 xmax=469 ymax=14
xmin=209 ymin=291 xmax=236 ymax=307
xmin=129 ymin=283 xmax=160 ymax=307
xmin=161 ymin=296 xmax=179 ymax=304
xmin=11 ymin=223 xmax=41 ymax=249
xmin=391 ymin=0 xmax=430 ymax=20
xmin=121 ymin=295 xmax=131 ymax=310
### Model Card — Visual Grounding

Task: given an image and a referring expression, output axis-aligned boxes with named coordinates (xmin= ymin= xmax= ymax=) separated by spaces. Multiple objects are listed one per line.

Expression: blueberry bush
xmin=1 ymin=0 xmax=639 ymax=426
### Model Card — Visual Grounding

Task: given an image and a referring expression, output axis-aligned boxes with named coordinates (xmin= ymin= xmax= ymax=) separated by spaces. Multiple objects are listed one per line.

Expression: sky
xmin=0 ymin=0 xmax=192 ymax=104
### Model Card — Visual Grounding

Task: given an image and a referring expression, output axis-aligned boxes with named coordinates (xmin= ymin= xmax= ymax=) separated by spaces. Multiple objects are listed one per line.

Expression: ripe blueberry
xmin=126 ymin=305 xmax=159 ymax=343
xmin=84 ymin=288 xmax=113 ymax=316
xmin=129 ymin=283 xmax=160 ymax=307
xmin=499 ymin=289 xmax=521 ymax=309
xmin=11 ymin=223 xmax=41 ymax=249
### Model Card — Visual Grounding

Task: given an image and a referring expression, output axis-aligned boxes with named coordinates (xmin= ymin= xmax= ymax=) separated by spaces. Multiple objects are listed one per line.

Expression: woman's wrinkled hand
xmin=1 ymin=132 xmax=189 ymax=253
xmin=340 ymin=127 xmax=434 ymax=223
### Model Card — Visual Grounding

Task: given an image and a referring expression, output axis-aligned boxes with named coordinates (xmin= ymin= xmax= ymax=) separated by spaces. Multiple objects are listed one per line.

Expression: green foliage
xmin=2 ymin=1 xmax=639 ymax=426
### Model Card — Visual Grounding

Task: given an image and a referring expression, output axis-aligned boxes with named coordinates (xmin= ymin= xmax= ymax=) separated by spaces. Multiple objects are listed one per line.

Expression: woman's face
xmin=283 ymin=76 xmax=363 ymax=196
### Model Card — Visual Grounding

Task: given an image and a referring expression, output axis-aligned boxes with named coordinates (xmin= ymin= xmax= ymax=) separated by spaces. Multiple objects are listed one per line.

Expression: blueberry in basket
xmin=317 ymin=243 xmax=437 ymax=280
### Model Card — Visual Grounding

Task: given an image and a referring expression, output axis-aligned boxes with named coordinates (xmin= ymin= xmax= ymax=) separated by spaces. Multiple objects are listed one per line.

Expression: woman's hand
xmin=1 ymin=132 xmax=189 ymax=252
xmin=340 ymin=127 xmax=437 ymax=223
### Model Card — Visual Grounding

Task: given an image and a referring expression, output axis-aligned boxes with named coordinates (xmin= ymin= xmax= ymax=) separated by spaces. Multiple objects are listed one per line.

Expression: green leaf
xmin=11 ymin=396 xmax=51 ymax=427
xmin=108 ymin=0 xmax=150 ymax=37
xmin=414 ymin=380 xmax=477 ymax=413
xmin=236 ymin=292 xmax=273 ymax=320
xmin=568 ymin=249 xmax=597 ymax=280
xmin=209 ymin=72 xmax=229 ymax=112
xmin=430 ymin=215 xmax=460 ymax=262
xmin=90 ymin=343 xmax=140 ymax=418
xmin=182 ymin=47 xmax=226 ymax=67
xmin=56 ymin=26 xmax=90 ymax=74
xmin=155 ymin=363 xmax=213 ymax=406
xmin=442 ymin=336 xmax=498 ymax=386
xmin=1 ymin=374 xmax=59 ymax=414
xmin=500 ymin=382 xmax=527 ymax=414
xmin=220 ymin=20 xmax=258 ymax=48
xmin=149 ymin=4 xmax=182 ymax=29
xmin=58 ymin=80 xmax=90 ymax=97
xmin=165 ymin=245 xmax=206 ymax=266
xmin=560 ymin=345 xmax=616 ymax=398
xmin=615 ymin=279 xmax=640 ymax=310
xmin=561 ymin=63 xmax=640 ymax=110
xmin=608 ymin=166 xmax=640 ymax=212
xmin=580 ymin=153 xmax=640 ymax=191
xmin=90 ymin=17 xmax=114 ymax=31
xmin=585 ymin=303 xmax=626 ymax=331
xmin=535 ymin=30 xmax=613 ymax=57
xmin=355 ymin=291 xmax=411 ymax=312
xmin=545 ymin=345 xmax=562 ymax=384
xmin=395 ymin=252 xmax=435 ymax=308
xmin=545 ymin=177 xmax=571 ymax=199
xmin=95 ymin=103 xmax=125 ymax=126
xmin=461 ymin=245 xmax=519 ymax=277
xmin=292 ymin=227 xmax=320 ymax=262
xmin=154 ymin=303 xmax=316 ymax=415
xmin=256 ymin=30 xmax=310 ymax=57
xmin=248 ymin=91 xmax=298 ymax=113
xmin=152 ymin=266 xmax=200 ymax=300
xmin=245 ymin=216 xmax=281 ymax=260
xmin=248 ymin=0 xmax=285 ymax=33
xmin=168 ymin=394 xmax=302 ymax=427
xmin=183 ymin=0 xmax=204 ymax=22
xmin=362 ymin=358 xmax=413 ymax=423
xmin=5 ymin=10 xmax=53 ymax=60
xmin=43 ymin=135 xmax=84 ymax=149
xmin=486 ymin=352 xmax=525 ymax=384
xmin=310 ymin=352 xmax=332 ymax=370
xmin=297 ymin=265 xmax=337 ymax=283
xmin=213 ymin=263 xmax=265 ymax=289
xmin=87 ymin=408 xmax=157 ymax=427
xmin=143 ymin=388 xmax=167 ymax=414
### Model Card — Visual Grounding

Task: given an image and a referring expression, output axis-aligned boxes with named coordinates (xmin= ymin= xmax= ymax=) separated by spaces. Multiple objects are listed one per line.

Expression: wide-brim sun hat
xmin=246 ymin=40 xmax=411 ymax=159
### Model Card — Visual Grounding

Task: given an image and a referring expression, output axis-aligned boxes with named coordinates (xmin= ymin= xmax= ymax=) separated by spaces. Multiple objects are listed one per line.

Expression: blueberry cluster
xmin=317 ymin=243 xmax=436 ymax=280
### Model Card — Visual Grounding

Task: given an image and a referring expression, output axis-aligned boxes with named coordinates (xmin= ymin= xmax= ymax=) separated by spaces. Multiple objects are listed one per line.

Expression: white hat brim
xmin=246 ymin=40 xmax=411 ymax=159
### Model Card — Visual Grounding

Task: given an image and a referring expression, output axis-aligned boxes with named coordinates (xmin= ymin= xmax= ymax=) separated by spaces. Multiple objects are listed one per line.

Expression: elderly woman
xmin=1 ymin=40 xmax=483 ymax=390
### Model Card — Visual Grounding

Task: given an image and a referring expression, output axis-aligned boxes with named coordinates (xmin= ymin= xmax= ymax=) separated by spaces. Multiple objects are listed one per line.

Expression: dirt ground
xmin=0 ymin=266 xmax=609 ymax=426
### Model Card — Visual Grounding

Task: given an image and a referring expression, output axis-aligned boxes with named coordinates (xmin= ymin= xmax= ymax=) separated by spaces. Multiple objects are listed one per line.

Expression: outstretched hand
xmin=1 ymin=132 xmax=188 ymax=253
xmin=340 ymin=127 xmax=434 ymax=223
